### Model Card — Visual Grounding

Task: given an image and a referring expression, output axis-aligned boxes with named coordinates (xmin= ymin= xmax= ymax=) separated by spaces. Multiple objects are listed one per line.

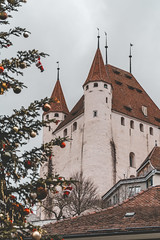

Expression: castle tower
xmin=82 ymin=46 xmax=114 ymax=196
xmin=43 ymin=67 xmax=69 ymax=143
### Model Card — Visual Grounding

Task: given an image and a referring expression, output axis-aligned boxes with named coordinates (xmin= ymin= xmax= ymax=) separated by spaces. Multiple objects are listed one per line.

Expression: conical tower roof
xmin=83 ymin=48 xmax=111 ymax=87
xmin=44 ymin=79 xmax=69 ymax=115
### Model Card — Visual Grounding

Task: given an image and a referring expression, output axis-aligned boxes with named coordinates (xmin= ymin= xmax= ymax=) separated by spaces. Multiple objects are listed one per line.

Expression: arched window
xmin=94 ymin=83 xmax=98 ymax=87
xmin=63 ymin=128 xmax=67 ymax=137
xmin=54 ymin=113 xmax=59 ymax=117
xmin=129 ymin=152 xmax=135 ymax=168
xmin=121 ymin=117 xmax=125 ymax=126
xmin=130 ymin=120 xmax=134 ymax=129
xmin=140 ymin=123 xmax=144 ymax=132
xmin=149 ymin=127 xmax=153 ymax=135
xmin=104 ymin=84 xmax=108 ymax=89
xmin=73 ymin=122 xmax=77 ymax=131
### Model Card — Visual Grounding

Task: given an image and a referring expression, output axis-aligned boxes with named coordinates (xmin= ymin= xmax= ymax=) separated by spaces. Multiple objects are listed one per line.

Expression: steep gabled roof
xmin=44 ymin=79 xmax=69 ymax=115
xmin=53 ymin=49 xmax=160 ymax=132
xmin=107 ymin=65 xmax=160 ymax=126
xmin=83 ymin=48 xmax=111 ymax=86
xmin=137 ymin=146 xmax=160 ymax=172
xmin=43 ymin=186 xmax=160 ymax=237
xmin=54 ymin=95 xmax=84 ymax=132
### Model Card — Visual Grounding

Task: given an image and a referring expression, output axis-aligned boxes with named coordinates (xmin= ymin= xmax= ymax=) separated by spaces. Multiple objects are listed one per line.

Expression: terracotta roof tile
xmin=107 ymin=65 xmax=160 ymax=126
xmin=44 ymin=80 xmax=69 ymax=115
xmin=83 ymin=48 xmax=111 ymax=86
xmin=53 ymin=49 xmax=160 ymax=132
xmin=138 ymin=146 xmax=160 ymax=172
xmin=43 ymin=186 xmax=160 ymax=236
xmin=54 ymin=95 xmax=84 ymax=132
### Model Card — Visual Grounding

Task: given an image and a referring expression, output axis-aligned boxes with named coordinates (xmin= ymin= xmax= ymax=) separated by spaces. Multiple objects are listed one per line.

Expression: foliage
xmin=43 ymin=172 xmax=101 ymax=220
xmin=0 ymin=1 xmax=71 ymax=239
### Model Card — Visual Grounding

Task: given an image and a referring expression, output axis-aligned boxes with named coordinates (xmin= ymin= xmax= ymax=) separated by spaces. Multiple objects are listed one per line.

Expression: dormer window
xmin=104 ymin=84 xmax=108 ymax=89
xmin=54 ymin=113 xmax=59 ymax=117
xmin=113 ymin=69 xmax=120 ymax=75
xmin=93 ymin=83 xmax=98 ymax=87
xmin=142 ymin=106 xmax=147 ymax=117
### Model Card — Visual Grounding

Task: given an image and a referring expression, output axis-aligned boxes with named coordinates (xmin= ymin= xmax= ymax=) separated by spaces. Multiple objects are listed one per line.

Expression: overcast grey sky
xmin=1 ymin=0 xmax=160 ymax=147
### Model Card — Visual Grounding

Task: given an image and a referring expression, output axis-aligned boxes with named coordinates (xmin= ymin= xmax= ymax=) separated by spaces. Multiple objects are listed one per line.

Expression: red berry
xmin=24 ymin=160 xmax=32 ymax=169
xmin=10 ymin=195 xmax=16 ymax=200
xmin=60 ymin=142 xmax=66 ymax=148
xmin=24 ymin=208 xmax=30 ymax=215
xmin=0 ymin=66 xmax=4 ymax=73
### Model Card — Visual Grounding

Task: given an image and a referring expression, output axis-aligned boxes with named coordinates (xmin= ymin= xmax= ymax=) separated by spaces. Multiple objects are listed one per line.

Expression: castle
xmin=40 ymin=39 xmax=160 ymax=212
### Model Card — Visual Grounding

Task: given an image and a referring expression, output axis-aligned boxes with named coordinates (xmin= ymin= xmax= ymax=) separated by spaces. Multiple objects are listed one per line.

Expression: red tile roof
xmin=53 ymin=48 xmax=160 ymax=132
xmin=43 ymin=186 xmax=160 ymax=237
xmin=44 ymin=79 xmax=69 ymax=115
xmin=83 ymin=48 xmax=111 ymax=86
xmin=107 ymin=65 xmax=160 ymax=126
xmin=54 ymin=96 xmax=84 ymax=132
xmin=137 ymin=146 xmax=160 ymax=172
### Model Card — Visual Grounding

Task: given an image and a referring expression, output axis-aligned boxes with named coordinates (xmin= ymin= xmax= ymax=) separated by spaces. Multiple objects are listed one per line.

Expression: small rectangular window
xmin=94 ymin=83 xmax=98 ymax=87
xmin=93 ymin=110 xmax=97 ymax=117
xmin=106 ymin=97 xmax=108 ymax=103
xmin=113 ymin=194 xmax=118 ymax=204
xmin=135 ymin=186 xmax=141 ymax=194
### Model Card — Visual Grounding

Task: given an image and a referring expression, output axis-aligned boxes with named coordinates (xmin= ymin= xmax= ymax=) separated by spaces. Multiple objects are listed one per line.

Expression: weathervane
xmin=129 ymin=43 xmax=133 ymax=73
xmin=97 ymin=28 xmax=100 ymax=49
xmin=56 ymin=61 xmax=60 ymax=80
xmin=105 ymin=32 xmax=108 ymax=65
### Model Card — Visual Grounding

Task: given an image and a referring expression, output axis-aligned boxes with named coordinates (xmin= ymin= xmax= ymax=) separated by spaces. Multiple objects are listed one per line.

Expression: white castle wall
xmin=40 ymin=79 xmax=160 ymax=219
xmin=52 ymin=114 xmax=85 ymax=178
xmin=43 ymin=112 xmax=65 ymax=144
xmin=111 ymin=111 xmax=160 ymax=181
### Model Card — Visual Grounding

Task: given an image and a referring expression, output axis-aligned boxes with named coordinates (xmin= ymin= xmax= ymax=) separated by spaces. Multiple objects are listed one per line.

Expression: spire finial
xmin=56 ymin=61 xmax=60 ymax=80
xmin=97 ymin=28 xmax=100 ymax=49
xmin=105 ymin=32 xmax=108 ymax=65
xmin=129 ymin=43 xmax=133 ymax=73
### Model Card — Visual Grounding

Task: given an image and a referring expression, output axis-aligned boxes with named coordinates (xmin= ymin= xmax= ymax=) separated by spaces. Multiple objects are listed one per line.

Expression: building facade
xmin=40 ymin=43 xmax=160 ymax=220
